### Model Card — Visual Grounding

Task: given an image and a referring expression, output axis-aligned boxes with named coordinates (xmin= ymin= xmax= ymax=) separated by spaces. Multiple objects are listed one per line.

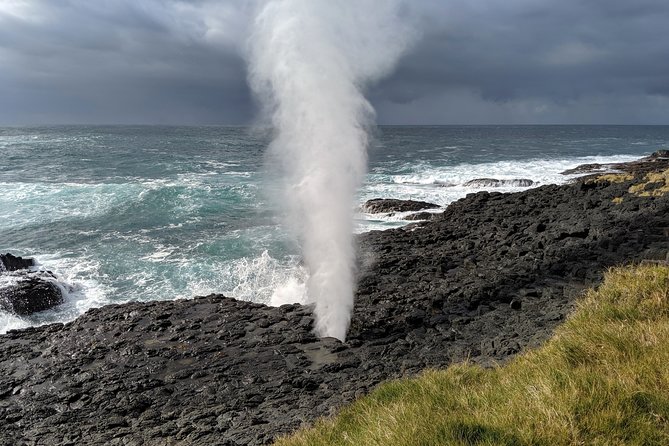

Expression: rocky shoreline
xmin=2 ymin=152 xmax=669 ymax=445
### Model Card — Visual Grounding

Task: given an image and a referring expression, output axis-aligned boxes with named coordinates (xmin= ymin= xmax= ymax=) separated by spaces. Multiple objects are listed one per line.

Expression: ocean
xmin=1 ymin=125 xmax=667 ymax=333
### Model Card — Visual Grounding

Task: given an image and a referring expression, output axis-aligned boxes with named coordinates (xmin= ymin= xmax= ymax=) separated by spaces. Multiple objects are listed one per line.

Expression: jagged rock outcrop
xmin=0 ymin=254 xmax=64 ymax=316
xmin=361 ymin=198 xmax=439 ymax=214
xmin=0 ymin=278 xmax=64 ymax=315
xmin=561 ymin=149 xmax=669 ymax=175
xmin=0 ymin=254 xmax=35 ymax=272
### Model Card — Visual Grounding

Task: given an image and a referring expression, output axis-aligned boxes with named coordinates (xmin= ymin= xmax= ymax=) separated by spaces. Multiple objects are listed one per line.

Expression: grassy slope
xmin=277 ymin=264 xmax=669 ymax=445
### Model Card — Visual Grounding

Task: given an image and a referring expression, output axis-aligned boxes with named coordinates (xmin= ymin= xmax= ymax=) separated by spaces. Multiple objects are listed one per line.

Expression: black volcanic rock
xmin=0 ymin=277 xmax=64 ymax=315
xmin=403 ymin=211 xmax=437 ymax=221
xmin=640 ymin=149 xmax=669 ymax=161
xmin=463 ymin=178 xmax=535 ymax=187
xmin=1 ymin=155 xmax=669 ymax=445
xmin=0 ymin=254 xmax=34 ymax=272
xmin=561 ymin=150 xmax=669 ymax=175
xmin=362 ymin=198 xmax=439 ymax=214
xmin=560 ymin=163 xmax=609 ymax=175
xmin=0 ymin=254 xmax=64 ymax=316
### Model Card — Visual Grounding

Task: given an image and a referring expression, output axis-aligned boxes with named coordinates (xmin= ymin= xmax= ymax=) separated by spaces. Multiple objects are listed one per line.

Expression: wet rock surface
xmin=2 ymin=156 xmax=669 ymax=445
xmin=561 ymin=149 xmax=669 ymax=175
xmin=463 ymin=178 xmax=535 ymax=188
xmin=0 ymin=254 xmax=64 ymax=316
xmin=362 ymin=198 xmax=440 ymax=214
xmin=1 ymin=254 xmax=35 ymax=272
xmin=0 ymin=278 xmax=64 ymax=315
xmin=403 ymin=211 xmax=437 ymax=221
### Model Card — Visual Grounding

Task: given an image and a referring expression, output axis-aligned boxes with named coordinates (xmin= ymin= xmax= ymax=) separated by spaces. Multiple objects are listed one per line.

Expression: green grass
xmin=276 ymin=264 xmax=669 ymax=446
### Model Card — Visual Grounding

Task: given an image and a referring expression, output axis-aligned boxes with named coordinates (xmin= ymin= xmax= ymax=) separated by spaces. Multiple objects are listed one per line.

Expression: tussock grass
xmin=276 ymin=265 xmax=669 ymax=446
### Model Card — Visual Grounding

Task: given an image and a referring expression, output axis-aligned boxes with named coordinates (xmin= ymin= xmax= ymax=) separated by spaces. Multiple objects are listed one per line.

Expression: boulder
xmin=362 ymin=198 xmax=439 ymax=214
xmin=0 ymin=253 xmax=64 ymax=315
xmin=0 ymin=276 xmax=64 ymax=315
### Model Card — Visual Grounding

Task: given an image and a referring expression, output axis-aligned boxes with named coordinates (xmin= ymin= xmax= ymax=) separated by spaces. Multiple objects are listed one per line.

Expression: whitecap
xmin=357 ymin=154 xmax=642 ymax=232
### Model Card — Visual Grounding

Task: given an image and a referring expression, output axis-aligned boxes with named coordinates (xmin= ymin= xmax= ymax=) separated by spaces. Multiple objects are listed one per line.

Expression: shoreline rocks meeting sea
xmin=0 ymin=254 xmax=66 ymax=316
xmin=2 ymin=152 xmax=669 ymax=445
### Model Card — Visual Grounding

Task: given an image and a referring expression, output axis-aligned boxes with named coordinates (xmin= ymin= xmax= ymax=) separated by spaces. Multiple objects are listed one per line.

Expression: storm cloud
xmin=1 ymin=0 xmax=668 ymax=124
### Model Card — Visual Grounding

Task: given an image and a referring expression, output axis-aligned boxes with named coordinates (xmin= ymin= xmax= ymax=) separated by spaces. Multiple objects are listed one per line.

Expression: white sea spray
xmin=246 ymin=0 xmax=414 ymax=340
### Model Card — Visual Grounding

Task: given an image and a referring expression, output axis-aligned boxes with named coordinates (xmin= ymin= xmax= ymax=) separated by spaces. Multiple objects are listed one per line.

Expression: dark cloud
xmin=373 ymin=0 xmax=669 ymax=123
xmin=0 ymin=0 xmax=252 ymax=124
xmin=0 ymin=0 xmax=667 ymax=124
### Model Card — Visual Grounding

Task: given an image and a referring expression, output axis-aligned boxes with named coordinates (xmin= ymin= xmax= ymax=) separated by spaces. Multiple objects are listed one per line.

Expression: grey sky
xmin=1 ymin=0 xmax=668 ymax=125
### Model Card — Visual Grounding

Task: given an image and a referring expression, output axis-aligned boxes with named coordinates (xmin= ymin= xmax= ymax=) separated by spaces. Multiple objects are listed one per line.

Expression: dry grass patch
xmin=591 ymin=173 xmax=634 ymax=184
xmin=629 ymin=168 xmax=669 ymax=197
xmin=276 ymin=264 xmax=669 ymax=446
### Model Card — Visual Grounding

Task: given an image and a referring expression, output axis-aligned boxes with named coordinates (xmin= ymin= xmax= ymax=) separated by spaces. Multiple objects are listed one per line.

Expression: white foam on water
xmin=270 ymin=277 xmax=308 ymax=306
xmin=35 ymin=253 xmax=112 ymax=311
xmin=0 ymin=253 xmax=111 ymax=334
xmin=0 ymin=182 xmax=127 ymax=229
xmin=204 ymin=161 xmax=241 ymax=168
xmin=0 ymin=180 xmax=181 ymax=230
xmin=139 ymin=246 xmax=176 ymax=263
xmin=356 ymin=154 xmax=642 ymax=232
xmin=226 ymin=250 xmax=308 ymax=306
xmin=389 ymin=154 xmax=641 ymax=190
xmin=0 ymin=173 xmax=259 ymax=232
xmin=114 ymin=248 xmax=308 ymax=308
xmin=0 ymin=312 xmax=30 ymax=333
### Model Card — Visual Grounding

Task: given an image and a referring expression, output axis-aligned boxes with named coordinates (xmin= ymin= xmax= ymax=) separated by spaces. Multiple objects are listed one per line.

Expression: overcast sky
xmin=1 ymin=0 xmax=668 ymax=125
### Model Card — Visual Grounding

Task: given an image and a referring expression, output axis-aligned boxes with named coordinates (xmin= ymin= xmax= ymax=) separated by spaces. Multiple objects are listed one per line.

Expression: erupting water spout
xmin=246 ymin=0 xmax=413 ymax=340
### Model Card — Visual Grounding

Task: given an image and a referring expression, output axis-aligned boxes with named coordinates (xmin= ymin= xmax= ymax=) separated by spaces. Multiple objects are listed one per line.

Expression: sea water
xmin=1 ymin=125 xmax=667 ymax=332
